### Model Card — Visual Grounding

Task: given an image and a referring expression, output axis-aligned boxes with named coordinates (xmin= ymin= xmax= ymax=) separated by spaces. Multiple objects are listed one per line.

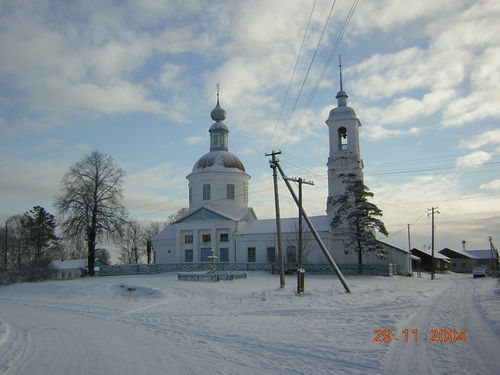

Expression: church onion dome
xmin=210 ymin=98 xmax=227 ymax=122
xmin=191 ymin=150 xmax=246 ymax=173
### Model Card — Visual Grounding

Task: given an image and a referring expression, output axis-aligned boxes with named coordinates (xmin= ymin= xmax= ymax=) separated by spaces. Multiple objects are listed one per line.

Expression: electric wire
xmin=272 ymin=0 xmax=339 ymax=150
xmin=268 ymin=0 xmax=317 ymax=150
xmin=279 ymin=0 xmax=359 ymax=151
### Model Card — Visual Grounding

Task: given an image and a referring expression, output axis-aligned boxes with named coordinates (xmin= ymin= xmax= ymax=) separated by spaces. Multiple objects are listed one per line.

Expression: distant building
xmin=51 ymin=258 xmax=108 ymax=280
xmin=440 ymin=248 xmax=499 ymax=273
xmin=153 ymin=75 xmax=411 ymax=275
xmin=411 ymin=248 xmax=450 ymax=273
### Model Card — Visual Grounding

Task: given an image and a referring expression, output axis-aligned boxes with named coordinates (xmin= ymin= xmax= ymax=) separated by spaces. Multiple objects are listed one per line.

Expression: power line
xmin=279 ymin=0 xmax=360 ymax=150
xmin=273 ymin=0 xmax=339 ymax=149
xmin=268 ymin=0 xmax=317 ymax=150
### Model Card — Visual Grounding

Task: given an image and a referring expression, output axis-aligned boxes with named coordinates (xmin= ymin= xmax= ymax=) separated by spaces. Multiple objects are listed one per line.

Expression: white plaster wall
xmin=187 ymin=171 xmax=250 ymax=215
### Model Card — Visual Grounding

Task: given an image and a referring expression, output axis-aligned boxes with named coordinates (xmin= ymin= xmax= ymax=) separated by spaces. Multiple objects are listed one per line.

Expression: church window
xmin=227 ymin=184 xmax=235 ymax=199
xmin=338 ymin=127 xmax=348 ymax=150
xmin=184 ymin=249 xmax=193 ymax=262
xmin=287 ymin=245 xmax=297 ymax=264
xmin=219 ymin=248 xmax=229 ymax=262
xmin=189 ymin=187 xmax=192 ymax=204
xmin=185 ymin=235 xmax=193 ymax=244
xmin=220 ymin=233 xmax=228 ymax=242
xmin=267 ymin=247 xmax=276 ymax=263
xmin=247 ymin=247 xmax=256 ymax=263
xmin=203 ymin=184 xmax=211 ymax=200
xmin=202 ymin=234 xmax=211 ymax=243
xmin=243 ymin=182 xmax=248 ymax=203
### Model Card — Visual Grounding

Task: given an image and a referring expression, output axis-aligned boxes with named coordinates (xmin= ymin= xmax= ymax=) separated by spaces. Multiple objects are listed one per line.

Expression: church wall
xmin=154 ymin=239 xmax=176 ymax=263
xmin=188 ymin=171 xmax=249 ymax=214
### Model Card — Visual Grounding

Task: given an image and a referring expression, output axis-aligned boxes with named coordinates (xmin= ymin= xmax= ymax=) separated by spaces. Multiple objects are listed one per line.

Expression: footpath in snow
xmin=0 ymin=272 xmax=499 ymax=375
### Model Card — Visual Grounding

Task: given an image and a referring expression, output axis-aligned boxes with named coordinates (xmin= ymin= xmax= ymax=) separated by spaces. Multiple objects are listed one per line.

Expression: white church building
xmin=152 ymin=82 xmax=411 ymax=275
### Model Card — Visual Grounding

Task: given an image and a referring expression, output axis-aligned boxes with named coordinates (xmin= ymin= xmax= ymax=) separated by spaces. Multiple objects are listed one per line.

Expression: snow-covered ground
xmin=0 ymin=272 xmax=499 ymax=375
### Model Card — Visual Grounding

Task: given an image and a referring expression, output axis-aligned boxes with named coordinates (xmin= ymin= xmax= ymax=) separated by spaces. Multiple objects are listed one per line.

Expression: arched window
xmin=338 ymin=127 xmax=348 ymax=150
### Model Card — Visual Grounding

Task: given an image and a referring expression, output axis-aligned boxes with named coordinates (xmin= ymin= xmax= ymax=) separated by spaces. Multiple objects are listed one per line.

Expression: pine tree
xmin=329 ymin=174 xmax=388 ymax=273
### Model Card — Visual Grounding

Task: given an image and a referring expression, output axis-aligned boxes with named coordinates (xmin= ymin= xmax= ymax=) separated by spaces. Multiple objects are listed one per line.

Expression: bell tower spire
xmin=325 ymin=60 xmax=364 ymax=219
xmin=336 ymin=55 xmax=348 ymax=107
xmin=209 ymin=83 xmax=229 ymax=152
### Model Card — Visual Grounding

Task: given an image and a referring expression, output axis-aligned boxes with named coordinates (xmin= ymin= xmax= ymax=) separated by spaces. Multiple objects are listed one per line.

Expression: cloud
xmin=459 ymin=128 xmax=500 ymax=149
xmin=185 ymin=136 xmax=205 ymax=145
xmin=479 ymin=179 xmax=500 ymax=191
xmin=348 ymin=0 xmax=500 ymax=138
xmin=456 ymin=151 xmax=493 ymax=168
xmin=0 ymin=157 xmax=66 ymax=209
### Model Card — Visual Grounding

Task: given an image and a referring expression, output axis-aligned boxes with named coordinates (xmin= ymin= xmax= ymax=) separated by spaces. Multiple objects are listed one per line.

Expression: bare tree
xmin=55 ymin=151 xmax=127 ymax=276
xmin=143 ymin=221 xmax=165 ymax=264
xmin=167 ymin=208 xmax=188 ymax=224
xmin=118 ymin=220 xmax=144 ymax=264
xmin=95 ymin=248 xmax=111 ymax=264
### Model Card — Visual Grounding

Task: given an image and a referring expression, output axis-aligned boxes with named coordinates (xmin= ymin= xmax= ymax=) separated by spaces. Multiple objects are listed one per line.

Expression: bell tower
xmin=326 ymin=59 xmax=364 ymax=219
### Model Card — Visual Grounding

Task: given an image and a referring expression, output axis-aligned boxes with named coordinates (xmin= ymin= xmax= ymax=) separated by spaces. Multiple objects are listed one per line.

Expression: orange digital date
xmin=373 ymin=329 xmax=467 ymax=343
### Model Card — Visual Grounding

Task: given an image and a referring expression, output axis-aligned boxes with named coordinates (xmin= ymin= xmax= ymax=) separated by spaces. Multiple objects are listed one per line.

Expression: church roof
xmin=191 ymin=150 xmax=246 ymax=174
xmin=237 ymin=215 xmax=331 ymax=235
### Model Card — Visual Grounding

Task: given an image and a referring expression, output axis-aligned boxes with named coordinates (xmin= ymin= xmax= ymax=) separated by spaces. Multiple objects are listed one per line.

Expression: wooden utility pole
xmin=284 ymin=176 xmax=314 ymax=294
xmin=428 ymin=207 xmax=440 ymax=280
xmin=284 ymin=177 xmax=314 ymax=268
xmin=407 ymin=224 xmax=411 ymax=251
xmin=266 ymin=150 xmax=285 ymax=288
xmin=3 ymin=221 xmax=7 ymax=272
xmin=488 ymin=236 xmax=498 ymax=271
xmin=274 ymin=160 xmax=351 ymax=293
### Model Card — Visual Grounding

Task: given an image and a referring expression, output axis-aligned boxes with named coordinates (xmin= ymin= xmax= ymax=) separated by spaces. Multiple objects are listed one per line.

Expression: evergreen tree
xmin=21 ymin=206 xmax=60 ymax=280
xmin=329 ymin=174 xmax=388 ymax=273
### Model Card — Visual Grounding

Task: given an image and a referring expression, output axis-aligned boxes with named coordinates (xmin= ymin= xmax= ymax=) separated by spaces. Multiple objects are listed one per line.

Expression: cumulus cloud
xmin=459 ymin=128 xmax=500 ymax=149
xmin=350 ymin=0 xmax=499 ymax=137
xmin=480 ymin=179 xmax=500 ymax=191
xmin=456 ymin=151 xmax=493 ymax=168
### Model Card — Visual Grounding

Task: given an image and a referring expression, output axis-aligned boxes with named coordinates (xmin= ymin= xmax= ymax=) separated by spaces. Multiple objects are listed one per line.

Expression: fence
xmin=99 ymin=263 xmax=398 ymax=277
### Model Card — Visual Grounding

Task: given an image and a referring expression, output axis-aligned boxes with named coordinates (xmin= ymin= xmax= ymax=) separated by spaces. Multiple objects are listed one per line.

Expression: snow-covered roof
xmin=464 ymin=249 xmax=498 ymax=259
xmin=51 ymin=259 xmax=87 ymax=270
xmin=411 ymin=248 xmax=450 ymax=261
xmin=237 ymin=215 xmax=331 ymax=235
xmin=153 ymin=224 xmax=176 ymax=241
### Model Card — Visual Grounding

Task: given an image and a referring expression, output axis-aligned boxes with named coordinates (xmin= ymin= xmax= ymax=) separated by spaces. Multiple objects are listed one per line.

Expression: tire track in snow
xmin=0 ymin=320 xmax=31 ymax=375
xmin=383 ymin=276 xmax=500 ymax=375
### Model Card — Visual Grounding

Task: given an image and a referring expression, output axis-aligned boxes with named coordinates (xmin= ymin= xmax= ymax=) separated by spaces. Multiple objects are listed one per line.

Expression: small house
xmin=51 ymin=258 xmax=109 ymax=280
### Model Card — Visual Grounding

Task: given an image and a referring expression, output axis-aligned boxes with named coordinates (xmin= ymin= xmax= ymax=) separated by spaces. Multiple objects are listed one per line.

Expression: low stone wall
xmin=99 ymin=263 xmax=398 ymax=277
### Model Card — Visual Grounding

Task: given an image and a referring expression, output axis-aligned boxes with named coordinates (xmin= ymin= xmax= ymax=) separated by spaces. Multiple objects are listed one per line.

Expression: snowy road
xmin=0 ymin=272 xmax=499 ymax=375
xmin=383 ymin=275 xmax=500 ymax=374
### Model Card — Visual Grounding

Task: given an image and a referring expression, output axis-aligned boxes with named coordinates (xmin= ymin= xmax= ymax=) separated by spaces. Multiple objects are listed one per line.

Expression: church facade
xmin=152 ymin=85 xmax=411 ymax=275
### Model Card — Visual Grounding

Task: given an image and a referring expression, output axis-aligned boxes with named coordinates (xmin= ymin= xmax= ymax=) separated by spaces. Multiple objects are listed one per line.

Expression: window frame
xmin=247 ymin=247 xmax=256 ymax=263
xmin=203 ymin=184 xmax=211 ymax=200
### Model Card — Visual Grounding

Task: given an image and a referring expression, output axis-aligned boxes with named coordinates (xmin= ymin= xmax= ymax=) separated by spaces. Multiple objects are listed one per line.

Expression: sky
xmin=1 ymin=0 xmax=499 ymax=256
